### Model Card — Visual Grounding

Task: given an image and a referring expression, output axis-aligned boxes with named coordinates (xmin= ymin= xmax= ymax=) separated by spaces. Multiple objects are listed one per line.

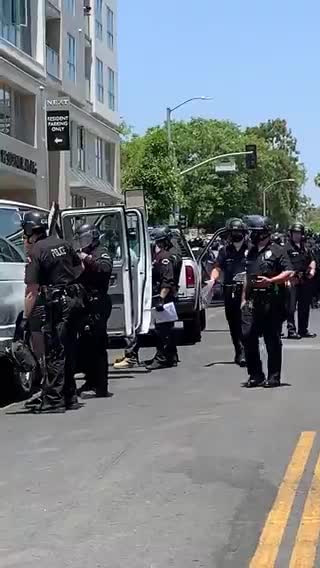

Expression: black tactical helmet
xmin=22 ymin=210 xmax=48 ymax=237
xmin=225 ymin=218 xmax=247 ymax=232
xmin=243 ymin=215 xmax=272 ymax=232
xmin=149 ymin=226 xmax=172 ymax=243
xmin=289 ymin=221 xmax=305 ymax=234
xmin=74 ymin=223 xmax=101 ymax=251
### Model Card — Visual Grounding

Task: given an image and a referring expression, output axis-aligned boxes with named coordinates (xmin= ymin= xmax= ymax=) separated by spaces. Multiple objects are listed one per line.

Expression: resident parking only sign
xmin=46 ymin=97 xmax=70 ymax=152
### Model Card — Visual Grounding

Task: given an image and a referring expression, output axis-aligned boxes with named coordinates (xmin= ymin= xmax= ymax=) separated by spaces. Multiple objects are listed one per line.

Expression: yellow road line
xmin=250 ymin=431 xmax=316 ymax=568
xmin=289 ymin=451 xmax=320 ymax=567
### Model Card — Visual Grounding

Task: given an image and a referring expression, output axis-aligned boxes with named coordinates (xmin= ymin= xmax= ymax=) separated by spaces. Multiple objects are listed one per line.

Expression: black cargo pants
xmin=224 ymin=285 xmax=244 ymax=356
xmin=287 ymin=281 xmax=311 ymax=335
xmin=42 ymin=294 xmax=80 ymax=407
xmin=154 ymin=321 xmax=178 ymax=363
xmin=242 ymin=294 xmax=282 ymax=383
xmin=80 ymin=294 xmax=111 ymax=395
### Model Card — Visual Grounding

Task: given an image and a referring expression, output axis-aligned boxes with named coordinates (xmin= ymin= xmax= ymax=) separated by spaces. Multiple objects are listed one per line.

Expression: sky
xmin=118 ymin=0 xmax=320 ymax=204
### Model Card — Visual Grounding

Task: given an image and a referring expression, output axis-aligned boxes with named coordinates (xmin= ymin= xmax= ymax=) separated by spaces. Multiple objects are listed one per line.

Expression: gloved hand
xmin=15 ymin=312 xmax=29 ymax=341
xmin=155 ymin=297 xmax=165 ymax=312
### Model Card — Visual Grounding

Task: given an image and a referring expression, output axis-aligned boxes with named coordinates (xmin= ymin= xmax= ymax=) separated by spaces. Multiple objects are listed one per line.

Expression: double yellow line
xmin=250 ymin=431 xmax=320 ymax=567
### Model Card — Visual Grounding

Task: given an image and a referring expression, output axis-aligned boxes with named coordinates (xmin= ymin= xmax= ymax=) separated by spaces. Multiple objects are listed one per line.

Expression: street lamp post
xmin=166 ymin=96 xmax=212 ymax=223
xmin=262 ymin=178 xmax=295 ymax=216
xmin=166 ymin=96 xmax=212 ymax=154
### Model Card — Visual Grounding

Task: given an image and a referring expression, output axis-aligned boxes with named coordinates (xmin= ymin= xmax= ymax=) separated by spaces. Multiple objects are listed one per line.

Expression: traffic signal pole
xmin=179 ymin=151 xmax=253 ymax=176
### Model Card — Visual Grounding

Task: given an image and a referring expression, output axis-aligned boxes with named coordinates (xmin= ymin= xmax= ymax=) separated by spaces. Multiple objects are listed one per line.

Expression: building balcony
xmin=46 ymin=45 xmax=60 ymax=79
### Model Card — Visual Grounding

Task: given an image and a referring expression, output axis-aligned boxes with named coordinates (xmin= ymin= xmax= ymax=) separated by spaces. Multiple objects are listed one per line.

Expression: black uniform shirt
xmin=283 ymin=240 xmax=313 ymax=273
xmin=79 ymin=244 xmax=113 ymax=291
xmin=215 ymin=242 xmax=247 ymax=285
xmin=245 ymin=241 xmax=292 ymax=296
xmin=25 ymin=235 xmax=82 ymax=286
xmin=152 ymin=247 xmax=182 ymax=298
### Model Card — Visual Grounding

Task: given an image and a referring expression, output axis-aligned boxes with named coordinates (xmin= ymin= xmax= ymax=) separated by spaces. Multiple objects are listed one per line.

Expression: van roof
xmin=0 ymin=200 xmax=48 ymax=212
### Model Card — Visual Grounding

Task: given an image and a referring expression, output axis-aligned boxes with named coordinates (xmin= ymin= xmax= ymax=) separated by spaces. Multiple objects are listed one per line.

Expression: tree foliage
xmin=121 ymin=117 xmax=306 ymax=227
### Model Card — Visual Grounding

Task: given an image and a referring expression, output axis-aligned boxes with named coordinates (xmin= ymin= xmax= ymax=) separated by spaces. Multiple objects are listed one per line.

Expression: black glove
xmin=155 ymin=297 xmax=165 ymax=312
xmin=14 ymin=312 xmax=29 ymax=341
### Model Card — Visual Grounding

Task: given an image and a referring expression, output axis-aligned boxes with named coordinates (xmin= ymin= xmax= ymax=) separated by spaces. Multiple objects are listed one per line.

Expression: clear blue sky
xmin=119 ymin=0 xmax=320 ymax=204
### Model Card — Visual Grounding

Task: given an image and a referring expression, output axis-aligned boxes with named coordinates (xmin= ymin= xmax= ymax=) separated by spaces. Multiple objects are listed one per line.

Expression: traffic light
xmin=245 ymin=144 xmax=257 ymax=170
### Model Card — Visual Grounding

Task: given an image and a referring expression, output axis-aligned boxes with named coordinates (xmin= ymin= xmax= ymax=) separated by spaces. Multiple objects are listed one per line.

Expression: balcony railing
xmin=46 ymin=45 xmax=60 ymax=79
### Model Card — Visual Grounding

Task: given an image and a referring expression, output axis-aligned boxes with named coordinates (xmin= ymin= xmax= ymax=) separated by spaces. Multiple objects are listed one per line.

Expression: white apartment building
xmin=0 ymin=0 xmax=121 ymax=209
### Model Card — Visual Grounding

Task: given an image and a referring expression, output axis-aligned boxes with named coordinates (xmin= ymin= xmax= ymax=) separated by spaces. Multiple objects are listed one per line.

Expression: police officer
xmin=210 ymin=218 xmax=248 ymax=366
xmin=241 ymin=215 xmax=292 ymax=388
xmin=284 ymin=222 xmax=316 ymax=339
xmin=146 ymin=227 xmax=182 ymax=370
xmin=75 ymin=224 xmax=113 ymax=398
xmin=22 ymin=211 xmax=84 ymax=413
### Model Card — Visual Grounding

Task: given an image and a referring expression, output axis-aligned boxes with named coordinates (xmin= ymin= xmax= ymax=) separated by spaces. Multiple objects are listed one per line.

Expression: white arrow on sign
xmin=54 ymin=137 xmax=63 ymax=144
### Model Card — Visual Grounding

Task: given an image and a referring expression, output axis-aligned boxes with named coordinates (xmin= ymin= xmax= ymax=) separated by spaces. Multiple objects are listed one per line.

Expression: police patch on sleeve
xmin=161 ymin=258 xmax=170 ymax=265
xmin=265 ymin=250 xmax=272 ymax=259
xmin=101 ymin=253 xmax=110 ymax=259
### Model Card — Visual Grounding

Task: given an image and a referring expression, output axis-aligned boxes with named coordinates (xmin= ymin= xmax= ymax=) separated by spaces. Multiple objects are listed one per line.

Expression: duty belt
xmin=41 ymin=283 xmax=83 ymax=303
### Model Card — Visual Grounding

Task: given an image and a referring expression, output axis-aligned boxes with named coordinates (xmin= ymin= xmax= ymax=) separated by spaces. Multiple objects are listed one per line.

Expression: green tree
xmin=121 ymin=117 xmax=306 ymax=228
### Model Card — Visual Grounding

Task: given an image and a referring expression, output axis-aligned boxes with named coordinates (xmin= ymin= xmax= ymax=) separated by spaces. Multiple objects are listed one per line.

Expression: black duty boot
xmin=263 ymin=377 xmax=280 ymax=388
xmin=65 ymin=396 xmax=82 ymax=410
xmin=287 ymin=332 xmax=301 ymax=340
xmin=299 ymin=331 xmax=317 ymax=338
xmin=244 ymin=375 xmax=265 ymax=388
xmin=235 ymin=349 xmax=246 ymax=367
xmin=145 ymin=358 xmax=170 ymax=370
xmin=32 ymin=400 xmax=66 ymax=414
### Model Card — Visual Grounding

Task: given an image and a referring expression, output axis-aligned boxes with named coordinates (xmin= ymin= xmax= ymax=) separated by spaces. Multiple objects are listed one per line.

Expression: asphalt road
xmin=1 ymin=308 xmax=320 ymax=567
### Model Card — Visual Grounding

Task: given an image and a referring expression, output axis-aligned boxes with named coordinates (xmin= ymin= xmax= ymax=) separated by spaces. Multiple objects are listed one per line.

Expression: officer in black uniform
xmin=210 ymin=218 xmax=248 ymax=366
xmin=311 ymin=235 xmax=320 ymax=308
xmin=146 ymin=227 xmax=182 ymax=370
xmin=22 ymin=211 xmax=84 ymax=413
xmin=284 ymin=222 xmax=316 ymax=339
xmin=74 ymin=224 xmax=113 ymax=397
xmin=241 ymin=215 xmax=293 ymax=388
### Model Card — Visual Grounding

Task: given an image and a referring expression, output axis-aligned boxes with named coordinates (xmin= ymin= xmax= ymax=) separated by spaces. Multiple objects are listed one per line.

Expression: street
xmin=1 ymin=308 xmax=320 ymax=567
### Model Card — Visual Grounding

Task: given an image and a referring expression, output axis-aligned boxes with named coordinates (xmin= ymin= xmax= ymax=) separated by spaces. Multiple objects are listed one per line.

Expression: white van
xmin=0 ymin=200 xmax=152 ymax=398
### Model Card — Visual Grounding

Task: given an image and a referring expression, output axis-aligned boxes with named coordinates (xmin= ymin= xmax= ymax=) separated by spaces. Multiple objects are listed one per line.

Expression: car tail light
xmin=185 ymin=265 xmax=195 ymax=288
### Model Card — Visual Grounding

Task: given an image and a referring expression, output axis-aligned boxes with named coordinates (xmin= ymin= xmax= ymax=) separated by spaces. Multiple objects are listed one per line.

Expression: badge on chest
xmin=264 ymin=250 xmax=272 ymax=260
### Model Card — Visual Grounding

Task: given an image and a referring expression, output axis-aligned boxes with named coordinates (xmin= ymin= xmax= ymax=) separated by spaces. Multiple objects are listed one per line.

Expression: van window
xmin=0 ymin=208 xmax=22 ymax=238
xmin=0 ymin=237 xmax=24 ymax=262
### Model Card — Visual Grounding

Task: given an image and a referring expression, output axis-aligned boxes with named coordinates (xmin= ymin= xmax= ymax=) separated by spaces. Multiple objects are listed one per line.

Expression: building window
xmin=65 ymin=0 xmax=75 ymax=15
xmin=105 ymin=141 xmax=115 ymax=185
xmin=108 ymin=67 xmax=115 ymax=111
xmin=95 ymin=137 xmax=103 ymax=178
xmin=106 ymin=5 xmax=114 ymax=50
xmin=96 ymin=58 xmax=104 ymax=103
xmin=71 ymin=194 xmax=87 ymax=208
xmin=67 ymin=33 xmax=76 ymax=82
xmin=77 ymin=126 xmax=85 ymax=171
xmin=0 ymin=85 xmax=11 ymax=136
xmin=95 ymin=0 xmax=102 ymax=40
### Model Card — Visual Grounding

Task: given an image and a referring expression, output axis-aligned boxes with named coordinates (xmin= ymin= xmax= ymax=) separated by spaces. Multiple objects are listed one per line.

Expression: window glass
xmin=126 ymin=212 xmax=140 ymax=260
xmin=67 ymin=33 xmax=76 ymax=82
xmin=106 ymin=5 xmax=114 ymax=49
xmin=63 ymin=211 xmax=123 ymax=261
xmin=96 ymin=58 xmax=104 ymax=102
xmin=0 ymin=236 xmax=24 ymax=262
xmin=95 ymin=0 xmax=102 ymax=39
xmin=108 ymin=67 xmax=115 ymax=111
xmin=95 ymin=137 xmax=103 ymax=178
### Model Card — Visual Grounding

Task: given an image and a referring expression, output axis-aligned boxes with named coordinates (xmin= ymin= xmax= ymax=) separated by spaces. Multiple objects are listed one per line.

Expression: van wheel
xmin=183 ymin=313 xmax=201 ymax=343
xmin=12 ymin=365 xmax=40 ymax=400
xmin=200 ymin=309 xmax=206 ymax=332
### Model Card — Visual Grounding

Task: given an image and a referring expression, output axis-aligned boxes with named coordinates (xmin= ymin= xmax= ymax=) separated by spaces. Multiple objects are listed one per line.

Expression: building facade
xmin=0 ymin=0 xmax=121 ymax=209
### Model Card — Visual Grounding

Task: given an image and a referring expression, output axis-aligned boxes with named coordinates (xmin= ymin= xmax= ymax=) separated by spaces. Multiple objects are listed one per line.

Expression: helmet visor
xmin=73 ymin=231 xmax=93 ymax=251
